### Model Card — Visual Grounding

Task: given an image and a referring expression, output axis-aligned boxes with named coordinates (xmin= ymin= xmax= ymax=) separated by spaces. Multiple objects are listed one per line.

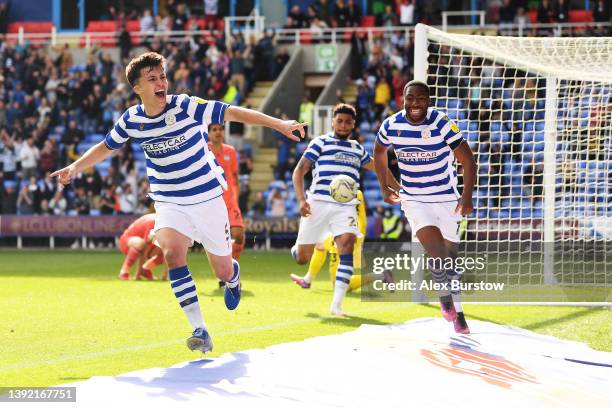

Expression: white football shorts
xmin=296 ymin=199 xmax=360 ymax=245
xmin=153 ymin=195 xmax=232 ymax=256
xmin=401 ymin=200 xmax=462 ymax=243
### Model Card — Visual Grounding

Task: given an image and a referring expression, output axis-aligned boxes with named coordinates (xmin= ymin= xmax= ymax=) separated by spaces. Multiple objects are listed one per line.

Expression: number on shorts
xmin=348 ymin=216 xmax=356 ymax=227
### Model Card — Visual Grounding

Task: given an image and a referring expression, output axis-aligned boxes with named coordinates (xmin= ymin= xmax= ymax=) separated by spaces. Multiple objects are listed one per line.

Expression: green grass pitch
xmin=1 ymin=249 xmax=610 ymax=387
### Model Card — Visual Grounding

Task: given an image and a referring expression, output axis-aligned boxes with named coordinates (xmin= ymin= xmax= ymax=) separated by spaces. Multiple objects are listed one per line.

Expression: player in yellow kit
xmin=290 ymin=190 xmax=393 ymax=290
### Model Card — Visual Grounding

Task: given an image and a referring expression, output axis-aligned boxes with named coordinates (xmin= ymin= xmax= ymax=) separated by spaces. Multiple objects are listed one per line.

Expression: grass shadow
xmin=304 ymin=312 xmax=393 ymax=327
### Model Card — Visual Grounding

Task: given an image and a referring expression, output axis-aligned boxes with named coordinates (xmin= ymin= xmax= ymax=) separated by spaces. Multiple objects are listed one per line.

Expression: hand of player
xmin=276 ymin=120 xmax=305 ymax=142
xmin=382 ymin=187 xmax=400 ymax=205
xmin=50 ymin=164 xmax=77 ymax=187
xmin=455 ymin=195 xmax=474 ymax=216
xmin=299 ymin=199 xmax=311 ymax=217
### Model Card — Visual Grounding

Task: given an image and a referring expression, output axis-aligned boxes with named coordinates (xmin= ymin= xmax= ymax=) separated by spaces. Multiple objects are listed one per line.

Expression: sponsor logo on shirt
xmin=142 ymin=135 xmax=187 ymax=156
xmin=334 ymin=152 xmax=360 ymax=166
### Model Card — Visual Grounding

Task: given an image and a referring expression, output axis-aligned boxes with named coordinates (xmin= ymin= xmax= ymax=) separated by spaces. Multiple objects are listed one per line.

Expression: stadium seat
xmin=569 ymin=10 xmax=593 ymax=23
xmin=360 ymin=16 xmax=376 ymax=27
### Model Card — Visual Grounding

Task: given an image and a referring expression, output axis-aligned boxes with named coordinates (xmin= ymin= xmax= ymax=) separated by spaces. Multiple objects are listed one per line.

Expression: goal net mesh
xmin=417 ymin=25 xmax=611 ymax=303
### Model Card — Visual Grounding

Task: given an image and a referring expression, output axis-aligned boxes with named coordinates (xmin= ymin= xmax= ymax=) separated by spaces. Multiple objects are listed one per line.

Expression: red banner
xmin=0 ymin=216 xmax=139 ymax=237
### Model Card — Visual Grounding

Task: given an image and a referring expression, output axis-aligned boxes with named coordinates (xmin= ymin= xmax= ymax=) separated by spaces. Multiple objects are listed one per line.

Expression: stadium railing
xmin=3 ymin=21 xmax=610 ymax=48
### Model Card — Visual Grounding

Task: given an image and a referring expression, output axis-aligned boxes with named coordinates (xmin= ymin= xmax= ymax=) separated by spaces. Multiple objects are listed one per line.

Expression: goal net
xmin=413 ymin=24 xmax=611 ymax=304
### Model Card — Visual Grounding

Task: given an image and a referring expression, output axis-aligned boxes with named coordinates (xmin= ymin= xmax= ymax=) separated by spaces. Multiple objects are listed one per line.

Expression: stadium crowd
xmin=0 ymin=0 xmax=609 ymax=227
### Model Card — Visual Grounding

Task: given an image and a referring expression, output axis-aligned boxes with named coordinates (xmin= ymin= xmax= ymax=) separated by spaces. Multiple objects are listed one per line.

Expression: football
xmin=329 ymin=175 xmax=358 ymax=203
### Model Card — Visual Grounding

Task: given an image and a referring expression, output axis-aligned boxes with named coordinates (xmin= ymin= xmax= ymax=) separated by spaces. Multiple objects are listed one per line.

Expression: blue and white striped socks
xmin=332 ymin=254 xmax=354 ymax=313
xmin=446 ymin=267 xmax=463 ymax=312
xmin=226 ymin=259 xmax=240 ymax=289
xmin=169 ymin=266 xmax=206 ymax=330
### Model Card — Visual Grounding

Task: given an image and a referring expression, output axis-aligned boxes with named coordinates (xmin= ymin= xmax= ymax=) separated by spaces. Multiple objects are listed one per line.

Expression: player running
xmin=373 ymin=80 xmax=476 ymax=334
xmin=290 ymin=190 xmax=393 ymax=290
xmin=207 ymin=123 xmax=245 ymax=288
xmin=52 ymin=52 xmax=304 ymax=353
xmin=291 ymin=103 xmax=400 ymax=316
xmin=118 ymin=213 xmax=166 ymax=281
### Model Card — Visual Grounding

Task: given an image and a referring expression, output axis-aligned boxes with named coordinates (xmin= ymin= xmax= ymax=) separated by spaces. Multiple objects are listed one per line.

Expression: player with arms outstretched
xmin=52 ymin=52 xmax=304 ymax=353
xmin=373 ymin=80 xmax=476 ymax=334
xmin=207 ymin=123 xmax=245 ymax=287
xmin=291 ymin=103 xmax=399 ymax=316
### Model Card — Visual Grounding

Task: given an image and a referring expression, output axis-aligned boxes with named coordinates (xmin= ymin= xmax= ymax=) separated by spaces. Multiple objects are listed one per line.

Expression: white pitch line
xmin=0 ymin=303 xmax=409 ymax=374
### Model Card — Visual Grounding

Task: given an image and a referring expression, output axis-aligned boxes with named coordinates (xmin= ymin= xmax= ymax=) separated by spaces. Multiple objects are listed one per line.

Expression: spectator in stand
xmin=49 ymin=189 xmax=67 ymax=215
xmin=62 ymin=120 xmax=85 ymax=146
xmin=170 ymin=1 xmax=190 ymax=31
xmin=399 ymin=0 xmax=415 ymax=26
xmin=0 ymin=130 xmax=18 ymax=180
xmin=537 ymin=0 xmax=555 ymax=36
xmin=346 ymin=0 xmax=361 ymax=27
xmin=140 ymin=9 xmax=155 ymax=33
xmin=267 ymin=188 xmax=286 ymax=217
xmin=514 ymin=7 xmax=531 ymax=33
xmin=274 ymin=46 xmax=290 ymax=78
xmin=289 ymin=5 xmax=307 ymax=28
xmin=251 ymin=191 xmax=266 ymax=217
xmin=20 ymin=136 xmax=40 ymax=179
xmin=299 ymin=94 xmax=315 ymax=138
xmin=374 ymin=77 xmax=391 ymax=118
xmin=118 ymin=25 xmax=132 ymax=61
xmin=556 ymin=0 xmax=570 ymax=25
xmin=315 ymin=0 xmax=332 ymax=26
xmin=73 ymin=186 xmax=90 ymax=215
xmin=38 ymin=139 xmax=57 ymax=175
xmin=17 ymin=177 xmax=37 ymax=215
xmin=334 ymin=0 xmax=350 ymax=28
xmin=204 ymin=0 xmax=219 ymax=17
xmin=0 ymin=1 xmax=9 ymax=34
xmin=381 ymin=5 xmax=398 ymax=27
xmin=117 ymin=182 xmax=136 ymax=214
xmin=38 ymin=171 xmax=56 ymax=206
xmin=238 ymin=175 xmax=250 ymax=214
xmin=498 ymin=0 xmax=515 ymax=24
xmin=1 ymin=180 xmax=17 ymax=214
xmin=238 ymin=148 xmax=253 ymax=176
xmin=593 ymin=0 xmax=610 ymax=35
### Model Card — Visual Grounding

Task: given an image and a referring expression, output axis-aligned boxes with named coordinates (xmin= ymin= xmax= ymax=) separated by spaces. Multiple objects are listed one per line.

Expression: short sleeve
xmin=440 ymin=116 xmax=464 ymax=150
xmin=104 ymin=110 xmax=130 ymax=150
xmin=376 ymin=120 xmax=391 ymax=147
xmin=303 ymin=138 xmax=323 ymax=163
xmin=192 ymin=97 xmax=229 ymax=125
xmin=361 ymin=146 xmax=372 ymax=166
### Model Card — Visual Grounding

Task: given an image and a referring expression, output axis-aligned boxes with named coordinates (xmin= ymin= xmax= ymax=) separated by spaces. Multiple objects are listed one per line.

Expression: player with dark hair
xmin=52 ymin=52 xmax=304 ymax=353
xmin=373 ymin=80 xmax=477 ymax=334
xmin=291 ymin=103 xmax=400 ymax=315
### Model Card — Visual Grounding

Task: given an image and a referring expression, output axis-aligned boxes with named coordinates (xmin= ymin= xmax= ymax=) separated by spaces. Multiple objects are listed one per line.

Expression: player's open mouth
xmin=154 ymin=90 xmax=166 ymax=99
xmin=409 ymin=108 xmax=423 ymax=116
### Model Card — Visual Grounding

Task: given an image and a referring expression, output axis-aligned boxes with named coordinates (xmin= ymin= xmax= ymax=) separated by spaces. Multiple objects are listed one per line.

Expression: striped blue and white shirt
xmin=104 ymin=94 xmax=228 ymax=205
xmin=376 ymin=108 xmax=464 ymax=203
xmin=303 ymin=132 xmax=372 ymax=205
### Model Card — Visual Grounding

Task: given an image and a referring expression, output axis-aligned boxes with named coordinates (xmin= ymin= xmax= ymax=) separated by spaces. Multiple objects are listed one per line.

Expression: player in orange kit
xmin=208 ymin=123 xmax=245 ymax=287
xmin=118 ymin=213 xmax=167 ymax=280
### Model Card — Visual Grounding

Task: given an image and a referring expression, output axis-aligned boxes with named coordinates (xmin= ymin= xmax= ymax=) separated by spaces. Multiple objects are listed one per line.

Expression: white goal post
xmin=413 ymin=24 xmax=611 ymax=305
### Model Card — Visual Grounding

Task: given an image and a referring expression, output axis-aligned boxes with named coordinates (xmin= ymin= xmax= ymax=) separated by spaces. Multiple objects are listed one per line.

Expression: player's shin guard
xmin=169 ymin=266 xmax=206 ymax=330
xmin=446 ymin=267 xmax=463 ymax=313
xmin=232 ymin=241 xmax=244 ymax=261
xmin=332 ymin=254 xmax=353 ymax=314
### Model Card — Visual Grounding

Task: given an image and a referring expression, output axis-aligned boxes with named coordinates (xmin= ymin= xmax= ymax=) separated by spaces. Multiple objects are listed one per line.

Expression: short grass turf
xmin=0 ymin=249 xmax=610 ymax=387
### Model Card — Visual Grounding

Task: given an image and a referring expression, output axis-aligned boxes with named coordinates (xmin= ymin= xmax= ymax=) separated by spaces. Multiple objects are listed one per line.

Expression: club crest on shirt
xmin=422 ymin=128 xmax=431 ymax=139
xmin=166 ymin=113 xmax=176 ymax=126
xmin=450 ymin=121 xmax=460 ymax=133
xmin=139 ymin=123 xmax=145 ymax=131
